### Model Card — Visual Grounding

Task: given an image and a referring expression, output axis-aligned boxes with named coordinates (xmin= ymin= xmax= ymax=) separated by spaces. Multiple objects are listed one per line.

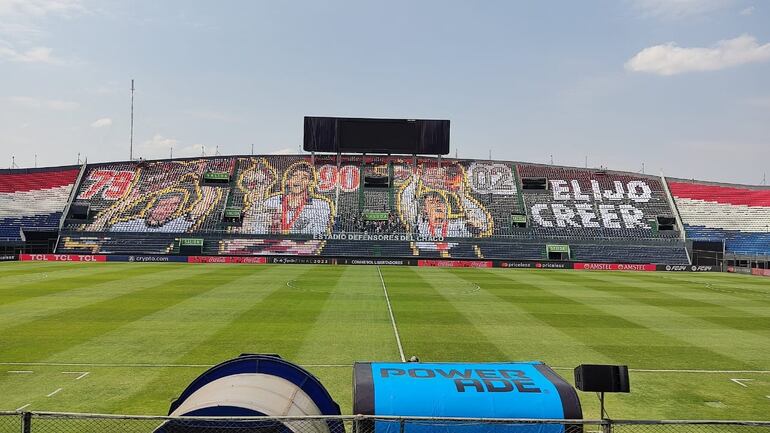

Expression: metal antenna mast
xmin=129 ymin=79 xmax=135 ymax=161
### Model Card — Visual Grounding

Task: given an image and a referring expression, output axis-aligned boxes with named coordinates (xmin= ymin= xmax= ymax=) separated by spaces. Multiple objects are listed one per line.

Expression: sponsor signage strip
xmin=19 ymin=254 xmax=106 ymax=262
xmin=657 ymin=264 xmax=719 ymax=272
xmin=188 ymin=256 xmax=266 ymax=264
xmin=339 ymin=258 xmax=416 ymax=266
xmin=574 ymin=262 xmax=656 ymax=271
xmin=14 ymin=253 xmax=722 ymax=272
xmin=418 ymin=259 xmax=493 ymax=268
xmin=107 ymin=255 xmax=188 ymax=263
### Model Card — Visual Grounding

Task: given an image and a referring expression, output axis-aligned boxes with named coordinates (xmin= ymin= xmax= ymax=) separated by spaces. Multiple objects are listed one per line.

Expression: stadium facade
xmin=1 ymin=155 xmax=768 ymax=269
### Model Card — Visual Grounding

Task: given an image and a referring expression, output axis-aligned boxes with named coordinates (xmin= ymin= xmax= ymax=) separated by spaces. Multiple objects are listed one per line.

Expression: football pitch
xmin=1 ymin=262 xmax=769 ymax=420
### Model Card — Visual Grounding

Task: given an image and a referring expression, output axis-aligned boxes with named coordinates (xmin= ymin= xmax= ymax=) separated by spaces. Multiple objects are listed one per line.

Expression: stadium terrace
xmin=0 ymin=153 xmax=768 ymax=269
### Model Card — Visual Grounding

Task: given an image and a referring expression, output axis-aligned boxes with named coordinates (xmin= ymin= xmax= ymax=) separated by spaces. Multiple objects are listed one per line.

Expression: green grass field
xmin=1 ymin=262 xmax=769 ymax=420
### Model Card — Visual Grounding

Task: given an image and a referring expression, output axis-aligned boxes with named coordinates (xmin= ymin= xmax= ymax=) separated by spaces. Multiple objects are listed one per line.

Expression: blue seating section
xmin=0 ymin=167 xmax=79 ymax=242
xmin=669 ymin=180 xmax=770 ymax=256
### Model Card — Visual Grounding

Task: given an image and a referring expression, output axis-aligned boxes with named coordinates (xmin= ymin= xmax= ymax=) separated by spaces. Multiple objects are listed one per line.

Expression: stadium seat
xmin=669 ymin=180 xmax=770 ymax=255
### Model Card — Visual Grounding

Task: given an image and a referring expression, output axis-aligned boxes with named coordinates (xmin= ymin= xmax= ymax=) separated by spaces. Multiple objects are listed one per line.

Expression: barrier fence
xmin=1 ymin=412 xmax=769 ymax=433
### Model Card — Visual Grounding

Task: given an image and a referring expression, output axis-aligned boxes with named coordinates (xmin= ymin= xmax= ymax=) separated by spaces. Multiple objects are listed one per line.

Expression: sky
xmin=0 ymin=0 xmax=769 ymax=185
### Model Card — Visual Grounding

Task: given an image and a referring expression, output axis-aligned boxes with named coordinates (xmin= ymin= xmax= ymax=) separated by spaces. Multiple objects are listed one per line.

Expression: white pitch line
xmin=377 ymin=265 xmax=406 ymax=362
xmin=731 ymin=378 xmax=754 ymax=387
xmin=2 ymin=361 xmax=770 ymax=374
xmin=0 ymin=361 xmax=351 ymax=368
xmin=15 ymin=404 xmax=30 ymax=411
xmin=551 ymin=367 xmax=770 ymax=374
xmin=46 ymin=388 xmax=62 ymax=397
xmin=7 ymin=370 xmax=33 ymax=373
xmin=62 ymin=371 xmax=90 ymax=380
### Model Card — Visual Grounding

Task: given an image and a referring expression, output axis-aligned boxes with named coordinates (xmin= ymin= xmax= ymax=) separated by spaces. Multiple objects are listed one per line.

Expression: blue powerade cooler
xmin=353 ymin=361 xmax=582 ymax=433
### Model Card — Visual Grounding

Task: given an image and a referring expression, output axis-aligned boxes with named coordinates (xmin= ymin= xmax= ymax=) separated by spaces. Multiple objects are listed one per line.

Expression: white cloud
xmin=139 ymin=134 xmax=212 ymax=159
xmin=625 ymin=34 xmax=770 ymax=75
xmin=739 ymin=6 xmax=754 ymax=15
xmin=0 ymin=0 xmax=86 ymax=17
xmin=630 ymin=0 xmax=733 ymax=18
xmin=0 ymin=41 xmax=59 ymax=63
xmin=0 ymin=1 xmax=87 ymax=64
xmin=90 ymin=118 xmax=112 ymax=128
xmin=142 ymin=134 xmax=178 ymax=150
xmin=179 ymin=143 xmax=207 ymax=157
xmin=7 ymin=95 xmax=79 ymax=110
xmin=269 ymin=148 xmax=297 ymax=155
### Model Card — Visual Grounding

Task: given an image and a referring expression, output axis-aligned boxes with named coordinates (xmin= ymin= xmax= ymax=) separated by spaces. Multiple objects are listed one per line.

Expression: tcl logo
xmin=21 ymin=254 xmax=105 ymax=262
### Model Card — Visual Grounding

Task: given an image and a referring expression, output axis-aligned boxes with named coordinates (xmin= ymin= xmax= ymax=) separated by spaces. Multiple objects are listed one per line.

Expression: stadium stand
xmin=516 ymin=163 xmax=679 ymax=239
xmin=0 ymin=167 xmax=79 ymax=249
xmin=668 ymin=179 xmax=770 ymax=255
xmin=48 ymin=155 xmax=689 ymax=263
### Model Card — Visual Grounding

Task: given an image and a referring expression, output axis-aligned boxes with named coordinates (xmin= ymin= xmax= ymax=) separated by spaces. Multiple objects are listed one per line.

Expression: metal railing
xmin=1 ymin=412 xmax=769 ymax=433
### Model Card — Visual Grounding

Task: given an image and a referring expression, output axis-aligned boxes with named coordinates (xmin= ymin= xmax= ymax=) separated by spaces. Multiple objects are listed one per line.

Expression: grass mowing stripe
xmin=0 ymin=265 xmax=191 ymax=330
xmin=43 ymin=265 xmax=274 ymax=364
xmin=171 ymin=265 xmax=338 ymax=363
xmin=493 ymin=270 xmax=754 ymax=370
xmin=378 ymin=266 xmax=405 ymax=362
xmin=382 ymin=266 xmax=508 ymax=361
xmin=0 ymin=265 xmax=172 ymax=307
xmin=580 ymin=272 xmax=770 ymax=336
xmin=112 ymin=265 xmax=342 ymax=414
xmin=0 ymin=266 xmax=236 ymax=362
xmin=563 ymin=272 xmax=770 ymax=368
xmin=54 ymin=265 xmax=279 ymax=414
xmin=0 ymin=262 xmax=90 ymax=280
xmin=0 ymin=263 xmax=139 ymax=291
xmin=624 ymin=272 xmax=770 ymax=308
xmin=294 ymin=266 xmax=400 ymax=363
xmin=447 ymin=268 xmax=617 ymax=366
xmin=293 ymin=265 xmax=404 ymax=414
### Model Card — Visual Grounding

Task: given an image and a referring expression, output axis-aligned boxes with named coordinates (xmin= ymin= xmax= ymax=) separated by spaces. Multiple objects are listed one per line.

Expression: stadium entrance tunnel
xmin=353 ymin=361 xmax=582 ymax=433
xmin=155 ymin=354 xmax=343 ymax=433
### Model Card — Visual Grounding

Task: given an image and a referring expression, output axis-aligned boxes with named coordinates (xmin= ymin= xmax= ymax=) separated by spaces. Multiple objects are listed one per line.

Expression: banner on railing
xmin=418 ymin=259 xmax=493 ymax=268
xmin=495 ymin=261 xmax=573 ymax=269
xmin=339 ymin=258 xmax=416 ymax=266
xmin=19 ymin=253 xmax=106 ymax=262
xmin=657 ymin=264 xmax=719 ymax=272
xmin=188 ymin=256 xmax=267 ymax=264
xmin=14 ymin=253 xmax=724 ymax=273
xmin=107 ymin=255 xmax=187 ymax=263
xmin=269 ymin=256 xmax=337 ymax=265
xmin=573 ymin=262 xmax=656 ymax=271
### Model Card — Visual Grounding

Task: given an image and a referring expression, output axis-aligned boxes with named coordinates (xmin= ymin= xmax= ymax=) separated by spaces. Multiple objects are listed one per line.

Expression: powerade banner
xmin=574 ymin=262 xmax=655 ymax=271
xmin=19 ymin=254 xmax=106 ymax=262
xmin=418 ymin=259 xmax=493 ymax=268
xmin=354 ymin=362 xmax=581 ymax=433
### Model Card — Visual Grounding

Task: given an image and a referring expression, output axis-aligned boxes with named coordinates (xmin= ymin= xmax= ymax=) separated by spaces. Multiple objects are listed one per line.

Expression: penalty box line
xmin=377 ymin=265 xmax=406 ymax=362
